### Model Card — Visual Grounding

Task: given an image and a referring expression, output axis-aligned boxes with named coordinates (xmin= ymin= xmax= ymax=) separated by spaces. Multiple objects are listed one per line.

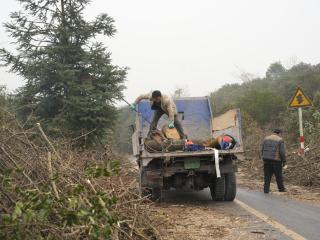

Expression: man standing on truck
xmin=131 ymin=90 xmax=186 ymax=139
xmin=261 ymin=129 xmax=287 ymax=193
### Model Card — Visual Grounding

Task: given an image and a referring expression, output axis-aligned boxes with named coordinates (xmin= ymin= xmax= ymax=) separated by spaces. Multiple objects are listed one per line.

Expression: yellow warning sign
xmin=288 ymin=87 xmax=312 ymax=108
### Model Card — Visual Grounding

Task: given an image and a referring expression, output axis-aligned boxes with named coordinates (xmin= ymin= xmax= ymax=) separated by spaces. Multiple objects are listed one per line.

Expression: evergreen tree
xmin=266 ymin=62 xmax=286 ymax=80
xmin=0 ymin=0 xmax=127 ymax=145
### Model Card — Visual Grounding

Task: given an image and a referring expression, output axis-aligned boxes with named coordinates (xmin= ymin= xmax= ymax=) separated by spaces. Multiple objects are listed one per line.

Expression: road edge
xmin=235 ymin=199 xmax=306 ymax=240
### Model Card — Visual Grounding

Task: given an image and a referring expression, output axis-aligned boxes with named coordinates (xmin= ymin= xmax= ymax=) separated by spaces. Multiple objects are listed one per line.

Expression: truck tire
xmin=210 ymin=175 xmax=225 ymax=201
xmin=224 ymin=172 xmax=236 ymax=201
xmin=151 ymin=187 xmax=162 ymax=202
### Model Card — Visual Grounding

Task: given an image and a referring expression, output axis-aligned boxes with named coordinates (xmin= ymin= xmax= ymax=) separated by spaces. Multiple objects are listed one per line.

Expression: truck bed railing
xmin=140 ymin=148 xmax=244 ymax=158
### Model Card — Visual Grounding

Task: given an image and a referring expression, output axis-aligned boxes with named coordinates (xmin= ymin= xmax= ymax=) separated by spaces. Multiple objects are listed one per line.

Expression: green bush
xmin=236 ymin=90 xmax=286 ymax=125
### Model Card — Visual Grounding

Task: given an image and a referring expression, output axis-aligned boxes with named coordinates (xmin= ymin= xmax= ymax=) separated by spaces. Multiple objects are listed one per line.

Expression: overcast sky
xmin=1 ymin=0 xmax=320 ymax=104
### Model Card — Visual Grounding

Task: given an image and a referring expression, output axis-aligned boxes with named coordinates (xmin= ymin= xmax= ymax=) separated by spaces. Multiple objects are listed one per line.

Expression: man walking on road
xmin=261 ymin=129 xmax=287 ymax=193
xmin=131 ymin=90 xmax=186 ymax=139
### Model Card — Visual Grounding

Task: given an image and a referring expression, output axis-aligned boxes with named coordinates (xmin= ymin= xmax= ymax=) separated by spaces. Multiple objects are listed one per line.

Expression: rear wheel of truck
xmin=210 ymin=175 xmax=225 ymax=201
xmin=224 ymin=172 xmax=236 ymax=201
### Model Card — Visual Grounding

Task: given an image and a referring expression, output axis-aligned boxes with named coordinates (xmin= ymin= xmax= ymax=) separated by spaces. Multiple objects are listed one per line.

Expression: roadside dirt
xmin=150 ymin=203 xmax=228 ymax=239
xmin=237 ymin=168 xmax=320 ymax=207
xmin=149 ymin=201 xmax=278 ymax=240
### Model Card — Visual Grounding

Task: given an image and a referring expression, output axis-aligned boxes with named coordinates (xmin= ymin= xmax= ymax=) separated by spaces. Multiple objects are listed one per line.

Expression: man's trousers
xmin=263 ymin=162 xmax=285 ymax=193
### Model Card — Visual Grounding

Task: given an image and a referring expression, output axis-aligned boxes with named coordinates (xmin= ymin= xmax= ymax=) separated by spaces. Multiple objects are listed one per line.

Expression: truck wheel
xmin=151 ymin=187 xmax=162 ymax=202
xmin=225 ymin=172 xmax=237 ymax=201
xmin=210 ymin=175 xmax=225 ymax=201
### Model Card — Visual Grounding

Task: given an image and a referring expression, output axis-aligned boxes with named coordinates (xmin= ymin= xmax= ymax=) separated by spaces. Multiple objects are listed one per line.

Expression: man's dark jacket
xmin=261 ymin=134 xmax=286 ymax=164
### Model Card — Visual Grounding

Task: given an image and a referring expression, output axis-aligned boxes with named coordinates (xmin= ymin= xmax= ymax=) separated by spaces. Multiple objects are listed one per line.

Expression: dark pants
xmin=149 ymin=109 xmax=186 ymax=138
xmin=263 ymin=162 xmax=285 ymax=192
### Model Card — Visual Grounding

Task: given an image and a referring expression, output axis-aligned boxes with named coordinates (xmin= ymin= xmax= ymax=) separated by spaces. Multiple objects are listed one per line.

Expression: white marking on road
xmin=235 ymin=199 xmax=306 ymax=240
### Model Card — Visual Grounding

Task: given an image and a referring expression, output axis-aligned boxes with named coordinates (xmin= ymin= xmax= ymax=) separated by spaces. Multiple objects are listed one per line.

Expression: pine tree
xmin=0 ymin=0 xmax=127 ymax=145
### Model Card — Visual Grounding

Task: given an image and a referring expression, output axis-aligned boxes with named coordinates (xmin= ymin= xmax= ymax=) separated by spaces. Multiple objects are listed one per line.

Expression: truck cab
xmin=132 ymin=96 xmax=243 ymax=201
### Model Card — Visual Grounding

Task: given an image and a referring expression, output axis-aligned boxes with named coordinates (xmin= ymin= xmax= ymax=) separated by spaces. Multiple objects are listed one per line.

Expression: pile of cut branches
xmin=0 ymin=109 xmax=161 ymax=240
xmin=284 ymin=147 xmax=320 ymax=188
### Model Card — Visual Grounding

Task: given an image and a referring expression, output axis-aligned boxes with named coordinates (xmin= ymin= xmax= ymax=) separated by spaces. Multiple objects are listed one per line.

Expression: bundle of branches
xmin=0 ymin=109 xmax=161 ymax=240
xmin=284 ymin=147 xmax=320 ymax=188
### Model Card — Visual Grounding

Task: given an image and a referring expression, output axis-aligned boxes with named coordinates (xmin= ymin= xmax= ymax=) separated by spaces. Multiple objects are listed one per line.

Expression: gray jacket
xmin=261 ymin=134 xmax=286 ymax=163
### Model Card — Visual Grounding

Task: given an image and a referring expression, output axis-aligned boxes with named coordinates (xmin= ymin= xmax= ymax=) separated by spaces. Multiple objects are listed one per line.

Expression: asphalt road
xmin=162 ymin=187 xmax=320 ymax=240
xmin=236 ymin=188 xmax=320 ymax=240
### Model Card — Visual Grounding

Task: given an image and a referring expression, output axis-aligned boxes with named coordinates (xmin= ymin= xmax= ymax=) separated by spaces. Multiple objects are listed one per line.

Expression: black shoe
xmin=279 ymin=189 xmax=287 ymax=192
xmin=264 ymin=190 xmax=269 ymax=194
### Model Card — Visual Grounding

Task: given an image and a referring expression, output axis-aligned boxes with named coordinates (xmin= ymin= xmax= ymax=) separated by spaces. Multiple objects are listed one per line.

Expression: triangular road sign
xmin=288 ymin=87 xmax=313 ymax=108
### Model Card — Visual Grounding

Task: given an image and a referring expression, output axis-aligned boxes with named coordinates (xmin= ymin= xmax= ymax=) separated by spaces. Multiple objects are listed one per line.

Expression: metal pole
xmin=298 ymin=107 xmax=304 ymax=155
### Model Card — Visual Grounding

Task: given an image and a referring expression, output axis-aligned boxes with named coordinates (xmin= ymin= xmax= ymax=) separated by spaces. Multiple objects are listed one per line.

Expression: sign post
xmin=288 ymin=87 xmax=312 ymax=155
xmin=298 ymin=107 xmax=304 ymax=155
